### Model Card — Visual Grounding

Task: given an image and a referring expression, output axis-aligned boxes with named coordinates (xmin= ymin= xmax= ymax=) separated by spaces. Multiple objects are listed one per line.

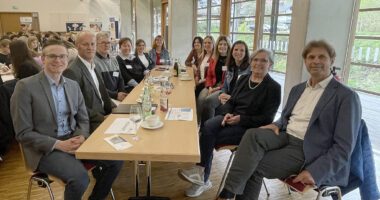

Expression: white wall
xmin=0 ymin=0 xmax=121 ymax=32
xmin=168 ymin=0 xmax=193 ymax=63
xmin=136 ymin=0 xmax=152 ymax=49
xmin=120 ymin=0 xmax=133 ymax=39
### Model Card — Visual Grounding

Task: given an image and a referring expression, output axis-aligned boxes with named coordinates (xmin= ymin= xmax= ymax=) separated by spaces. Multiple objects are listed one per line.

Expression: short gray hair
xmin=96 ymin=31 xmax=110 ymax=42
xmin=250 ymin=48 xmax=274 ymax=65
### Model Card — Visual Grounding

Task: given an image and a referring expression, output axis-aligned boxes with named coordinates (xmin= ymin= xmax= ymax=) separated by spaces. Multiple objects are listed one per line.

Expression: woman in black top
xmin=116 ymin=37 xmax=140 ymax=91
xmin=135 ymin=39 xmax=154 ymax=72
xmin=178 ymin=49 xmax=281 ymax=197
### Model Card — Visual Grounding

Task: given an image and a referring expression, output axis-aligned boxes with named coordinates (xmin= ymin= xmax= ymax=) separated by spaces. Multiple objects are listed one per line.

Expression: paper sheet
xmin=165 ymin=108 xmax=193 ymax=121
xmin=104 ymin=118 xmax=141 ymax=134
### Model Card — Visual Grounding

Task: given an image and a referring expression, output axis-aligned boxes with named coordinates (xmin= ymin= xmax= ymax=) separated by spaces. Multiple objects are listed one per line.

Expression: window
xmin=348 ymin=0 xmax=380 ymax=94
xmin=196 ymin=0 xmax=221 ymax=38
xmin=230 ymin=0 xmax=256 ymax=51
xmin=259 ymin=0 xmax=293 ymax=73
xmin=153 ymin=7 xmax=161 ymax=37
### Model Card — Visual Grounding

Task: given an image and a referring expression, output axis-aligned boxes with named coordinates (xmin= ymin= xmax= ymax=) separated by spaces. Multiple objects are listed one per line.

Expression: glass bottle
xmin=142 ymin=87 xmax=152 ymax=119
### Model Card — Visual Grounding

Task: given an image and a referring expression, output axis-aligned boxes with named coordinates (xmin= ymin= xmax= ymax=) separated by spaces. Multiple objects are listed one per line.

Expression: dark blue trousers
xmin=199 ymin=115 xmax=247 ymax=182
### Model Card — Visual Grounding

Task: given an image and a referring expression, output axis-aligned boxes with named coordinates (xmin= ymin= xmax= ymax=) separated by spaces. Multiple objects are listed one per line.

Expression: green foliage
xmin=348 ymin=65 xmax=380 ymax=93
xmin=273 ymin=54 xmax=287 ymax=73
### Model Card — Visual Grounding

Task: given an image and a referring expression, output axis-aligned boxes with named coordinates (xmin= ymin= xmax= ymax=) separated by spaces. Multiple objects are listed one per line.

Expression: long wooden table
xmin=75 ymin=68 xmax=200 ymax=163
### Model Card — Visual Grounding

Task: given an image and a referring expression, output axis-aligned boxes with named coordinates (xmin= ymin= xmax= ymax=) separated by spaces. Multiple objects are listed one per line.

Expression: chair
xmin=20 ymin=145 xmax=116 ymax=200
xmin=214 ymin=144 xmax=269 ymax=198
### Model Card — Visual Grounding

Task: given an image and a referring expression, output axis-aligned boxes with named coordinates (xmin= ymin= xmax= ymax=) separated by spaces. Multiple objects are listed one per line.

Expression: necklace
xmin=248 ymin=76 xmax=262 ymax=90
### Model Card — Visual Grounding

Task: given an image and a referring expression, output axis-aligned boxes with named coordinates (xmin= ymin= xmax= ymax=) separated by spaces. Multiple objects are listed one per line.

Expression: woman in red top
xmin=196 ymin=35 xmax=231 ymax=124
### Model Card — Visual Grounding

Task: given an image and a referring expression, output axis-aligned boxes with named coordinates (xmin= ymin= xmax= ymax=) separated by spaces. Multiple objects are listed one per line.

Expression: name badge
xmin=113 ymin=71 xmax=119 ymax=77
xmin=222 ymin=66 xmax=227 ymax=71
xmin=125 ymin=65 xmax=132 ymax=69
xmin=204 ymin=63 xmax=209 ymax=67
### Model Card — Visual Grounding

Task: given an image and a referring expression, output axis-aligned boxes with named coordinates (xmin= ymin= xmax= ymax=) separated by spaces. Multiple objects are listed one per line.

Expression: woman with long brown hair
xmin=10 ymin=40 xmax=41 ymax=79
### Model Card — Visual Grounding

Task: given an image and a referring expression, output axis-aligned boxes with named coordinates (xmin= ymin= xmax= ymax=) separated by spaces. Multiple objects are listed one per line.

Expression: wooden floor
xmin=0 ymin=141 xmax=361 ymax=200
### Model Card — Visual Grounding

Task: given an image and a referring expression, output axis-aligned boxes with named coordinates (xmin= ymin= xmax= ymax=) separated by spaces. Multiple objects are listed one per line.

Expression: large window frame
xmin=196 ymin=0 xmax=222 ymax=38
xmin=195 ymin=0 xmax=293 ymax=73
xmin=258 ymin=0 xmax=292 ymax=73
xmin=230 ymin=0 xmax=257 ymax=52
xmin=345 ymin=0 xmax=380 ymax=95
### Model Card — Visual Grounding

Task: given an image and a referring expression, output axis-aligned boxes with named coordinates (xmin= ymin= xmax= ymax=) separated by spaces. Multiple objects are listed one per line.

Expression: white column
xmin=136 ymin=0 xmax=152 ymax=49
xmin=120 ymin=0 xmax=133 ymax=38
xmin=168 ymin=0 xmax=194 ymax=62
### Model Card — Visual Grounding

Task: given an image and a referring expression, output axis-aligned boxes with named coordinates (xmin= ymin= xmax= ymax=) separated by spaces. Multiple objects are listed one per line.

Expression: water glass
xmin=130 ymin=105 xmax=142 ymax=140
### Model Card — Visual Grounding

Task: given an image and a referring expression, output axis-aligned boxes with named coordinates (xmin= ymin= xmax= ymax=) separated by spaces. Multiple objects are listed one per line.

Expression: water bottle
xmin=142 ymin=87 xmax=152 ymax=119
xmin=160 ymin=88 xmax=168 ymax=112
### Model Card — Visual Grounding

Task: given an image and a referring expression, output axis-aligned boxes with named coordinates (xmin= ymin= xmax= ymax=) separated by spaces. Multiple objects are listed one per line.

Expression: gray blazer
xmin=275 ymin=78 xmax=362 ymax=187
xmin=11 ymin=72 xmax=89 ymax=171
xmin=63 ymin=57 xmax=113 ymax=133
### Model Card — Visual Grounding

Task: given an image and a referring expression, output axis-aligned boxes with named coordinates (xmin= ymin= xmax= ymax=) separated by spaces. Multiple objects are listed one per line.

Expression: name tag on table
xmin=125 ymin=65 xmax=132 ymax=69
xmin=113 ymin=71 xmax=119 ymax=77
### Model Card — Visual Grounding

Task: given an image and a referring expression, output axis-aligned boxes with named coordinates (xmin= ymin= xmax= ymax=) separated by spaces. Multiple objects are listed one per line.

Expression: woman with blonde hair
xmin=194 ymin=35 xmax=214 ymax=97
xmin=197 ymin=35 xmax=231 ymax=124
xmin=148 ymin=35 xmax=170 ymax=66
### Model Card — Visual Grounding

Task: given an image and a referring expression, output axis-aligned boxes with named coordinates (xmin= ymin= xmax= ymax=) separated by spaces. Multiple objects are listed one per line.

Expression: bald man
xmin=63 ymin=31 xmax=114 ymax=133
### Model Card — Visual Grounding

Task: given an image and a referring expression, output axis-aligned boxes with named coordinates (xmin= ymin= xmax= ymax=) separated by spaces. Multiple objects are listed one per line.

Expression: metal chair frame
xmin=215 ymin=145 xmax=269 ymax=198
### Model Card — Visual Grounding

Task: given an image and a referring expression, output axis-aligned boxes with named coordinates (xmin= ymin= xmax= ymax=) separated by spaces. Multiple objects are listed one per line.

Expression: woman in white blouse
xmin=134 ymin=39 xmax=154 ymax=74
xmin=195 ymin=35 xmax=214 ymax=98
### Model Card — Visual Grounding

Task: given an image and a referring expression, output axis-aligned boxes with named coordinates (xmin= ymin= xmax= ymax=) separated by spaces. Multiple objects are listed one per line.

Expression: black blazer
xmin=134 ymin=52 xmax=154 ymax=71
xmin=116 ymin=55 xmax=144 ymax=83
xmin=221 ymin=73 xmax=281 ymax=128
xmin=64 ymin=57 xmax=113 ymax=132
xmin=0 ymin=79 xmax=17 ymax=155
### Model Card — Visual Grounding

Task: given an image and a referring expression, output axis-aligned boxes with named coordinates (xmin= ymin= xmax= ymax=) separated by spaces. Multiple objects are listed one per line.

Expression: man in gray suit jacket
xmin=63 ymin=31 xmax=114 ymax=133
xmin=11 ymin=40 xmax=122 ymax=200
xmin=217 ymin=40 xmax=362 ymax=200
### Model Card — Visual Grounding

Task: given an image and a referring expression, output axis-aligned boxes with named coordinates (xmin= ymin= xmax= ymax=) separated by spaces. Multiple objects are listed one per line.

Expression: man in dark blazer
xmin=217 ymin=40 xmax=362 ymax=200
xmin=11 ymin=40 xmax=122 ymax=200
xmin=63 ymin=31 xmax=114 ymax=133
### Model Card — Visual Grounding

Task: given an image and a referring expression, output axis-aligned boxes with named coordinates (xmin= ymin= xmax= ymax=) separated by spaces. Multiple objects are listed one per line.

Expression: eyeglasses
xmin=45 ymin=54 xmax=68 ymax=60
xmin=99 ymin=41 xmax=111 ymax=45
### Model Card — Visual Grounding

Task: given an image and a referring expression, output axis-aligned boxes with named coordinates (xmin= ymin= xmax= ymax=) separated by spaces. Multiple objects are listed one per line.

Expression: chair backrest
xmin=18 ymin=143 xmax=35 ymax=175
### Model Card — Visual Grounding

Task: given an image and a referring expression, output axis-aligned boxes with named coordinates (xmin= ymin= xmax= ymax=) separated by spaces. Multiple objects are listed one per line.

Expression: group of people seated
xmin=0 ymin=28 xmax=375 ymax=200
xmin=177 ymin=35 xmax=371 ymax=199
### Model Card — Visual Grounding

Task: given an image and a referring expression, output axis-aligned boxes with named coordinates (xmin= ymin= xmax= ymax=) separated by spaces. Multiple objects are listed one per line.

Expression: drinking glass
xmin=130 ymin=104 xmax=142 ymax=140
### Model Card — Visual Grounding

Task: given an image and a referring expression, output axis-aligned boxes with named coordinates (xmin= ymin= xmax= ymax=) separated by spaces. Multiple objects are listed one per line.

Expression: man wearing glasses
xmin=94 ymin=31 xmax=128 ymax=102
xmin=11 ymin=39 xmax=122 ymax=200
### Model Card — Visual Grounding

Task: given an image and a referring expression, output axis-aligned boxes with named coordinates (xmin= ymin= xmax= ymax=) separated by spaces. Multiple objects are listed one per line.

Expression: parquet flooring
xmin=0 ymin=141 xmax=360 ymax=200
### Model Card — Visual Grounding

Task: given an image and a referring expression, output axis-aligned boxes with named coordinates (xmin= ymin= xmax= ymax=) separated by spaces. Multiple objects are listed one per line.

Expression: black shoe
xmin=91 ymin=166 xmax=102 ymax=180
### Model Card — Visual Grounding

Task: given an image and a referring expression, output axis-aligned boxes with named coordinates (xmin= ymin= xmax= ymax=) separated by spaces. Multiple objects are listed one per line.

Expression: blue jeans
xmin=199 ymin=115 xmax=247 ymax=182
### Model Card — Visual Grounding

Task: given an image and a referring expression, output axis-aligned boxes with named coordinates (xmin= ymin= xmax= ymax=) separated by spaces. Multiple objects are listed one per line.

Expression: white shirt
xmin=78 ymin=55 xmax=104 ymax=106
xmin=286 ymin=75 xmax=333 ymax=140
xmin=199 ymin=54 xmax=210 ymax=80
xmin=138 ymin=54 xmax=149 ymax=68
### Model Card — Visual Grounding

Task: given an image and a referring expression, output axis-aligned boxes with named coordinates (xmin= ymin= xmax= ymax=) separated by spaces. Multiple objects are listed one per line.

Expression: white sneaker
xmin=178 ymin=166 xmax=205 ymax=185
xmin=185 ymin=181 xmax=212 ymax=197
